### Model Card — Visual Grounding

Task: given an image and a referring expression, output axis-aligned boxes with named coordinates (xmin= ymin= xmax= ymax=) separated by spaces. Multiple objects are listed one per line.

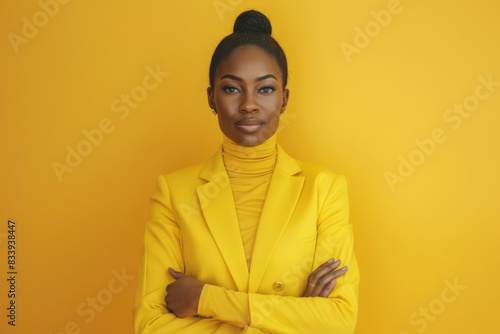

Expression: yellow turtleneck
xmin=222 ymin=133 xmax=278 ymax=271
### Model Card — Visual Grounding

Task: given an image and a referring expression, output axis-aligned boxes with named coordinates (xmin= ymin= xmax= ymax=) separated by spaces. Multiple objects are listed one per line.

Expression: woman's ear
xmin=207 ymin=87 xmax=216 ymax=111
xmin=281 ymin=88 xmax=290 ymax=112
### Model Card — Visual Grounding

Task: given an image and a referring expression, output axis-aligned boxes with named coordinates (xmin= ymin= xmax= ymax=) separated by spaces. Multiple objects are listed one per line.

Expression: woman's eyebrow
xmin=220 ymin=74 xmax=278 ymax=82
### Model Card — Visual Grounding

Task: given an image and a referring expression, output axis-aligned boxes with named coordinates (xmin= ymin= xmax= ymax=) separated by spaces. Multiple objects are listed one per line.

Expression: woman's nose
xmin=240 ymin=92 xmax=259 ymax=113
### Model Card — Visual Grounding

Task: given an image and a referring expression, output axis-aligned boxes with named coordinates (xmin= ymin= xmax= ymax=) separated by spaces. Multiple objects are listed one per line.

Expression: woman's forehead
xmin=215 ymin=45 xmax=282 ymax=81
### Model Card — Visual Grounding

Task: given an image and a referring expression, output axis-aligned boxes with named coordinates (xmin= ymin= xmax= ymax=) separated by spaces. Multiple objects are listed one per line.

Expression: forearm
xmin=198 ymin=284 xmax=250 ymax=327
xmin=134 ymin=288 xmax=244 ymax=334
xmin=198 ymin=281 xmax=358 ymax=334
xmin=248 ymin=289 xmax=358 ymax=333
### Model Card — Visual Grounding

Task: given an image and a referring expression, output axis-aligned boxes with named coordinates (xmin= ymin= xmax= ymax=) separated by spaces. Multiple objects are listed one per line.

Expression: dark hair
xmin=209 ymin=10 xmax=288 ymax=87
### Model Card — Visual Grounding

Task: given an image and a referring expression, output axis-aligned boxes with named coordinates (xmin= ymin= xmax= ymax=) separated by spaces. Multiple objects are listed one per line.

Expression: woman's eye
xmin=259 ymin=86 xmax=275 ymax=94
xmin=223 ymin=86 xmax=239 ymax=93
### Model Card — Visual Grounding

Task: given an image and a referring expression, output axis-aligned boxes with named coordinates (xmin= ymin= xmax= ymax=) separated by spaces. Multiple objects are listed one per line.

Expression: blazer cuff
xmin=197 ymin=284 xmax=212 ymax=317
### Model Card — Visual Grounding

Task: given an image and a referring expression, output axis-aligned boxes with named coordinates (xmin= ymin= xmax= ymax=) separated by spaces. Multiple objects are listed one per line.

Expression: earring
xmin=211 ymin=108 xmax=217 ymax=115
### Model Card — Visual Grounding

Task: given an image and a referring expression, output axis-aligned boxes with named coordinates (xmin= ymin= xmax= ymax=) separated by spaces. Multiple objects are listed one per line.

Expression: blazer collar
xmin=198 ymin=145 xmax=301 ymax=181
xmin=197 ymin=145 xmax=304 ymax=292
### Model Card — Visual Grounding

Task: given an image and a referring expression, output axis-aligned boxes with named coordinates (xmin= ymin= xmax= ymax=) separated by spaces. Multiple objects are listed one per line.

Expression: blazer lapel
xmin=249 ymin=145 xmax=304 ymax=291
xmin=197 ymin=148 xmax=249 ymax=291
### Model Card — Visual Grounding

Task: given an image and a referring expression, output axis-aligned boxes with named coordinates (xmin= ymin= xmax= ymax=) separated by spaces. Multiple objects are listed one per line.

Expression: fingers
xmin=168 ymin=267 xmax=185 ymax=280
xmin=314 ymin=265 xmax=347 ymax=297
xmin=303 ymin=259 xmax=338 ymax=296
xmin=308 ymin=259 xmax=341 ymax=288
xmin=316 ymin=267 xmax=347 ymax=297
xmin=318 ymin=279 xmax=336 ymax=297
xmin=165 ymin=274 xmax=204 ymax=318
xmin=165 ymin=280 xmax=177 ymax=315
xmin=313 ymin=259 xmax=342 ymax=279
xmin=166 ymin=268 xmax=185 ymax=307
xmin=303 ymin=259 xmax=348 ymax=297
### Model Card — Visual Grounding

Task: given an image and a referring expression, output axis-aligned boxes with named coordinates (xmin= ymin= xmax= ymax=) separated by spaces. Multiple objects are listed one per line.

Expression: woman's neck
xmin=222 ymin=134 xmax=278 ymax=177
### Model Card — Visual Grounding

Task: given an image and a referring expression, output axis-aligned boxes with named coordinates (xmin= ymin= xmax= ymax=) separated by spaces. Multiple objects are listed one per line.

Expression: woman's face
xmin=208 ymin=45 xmax=289 ymax=147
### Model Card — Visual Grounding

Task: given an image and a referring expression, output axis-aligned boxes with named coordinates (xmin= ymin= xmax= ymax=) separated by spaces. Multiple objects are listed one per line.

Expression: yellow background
xmin=1 ymin=0 xmax=499 ymax=333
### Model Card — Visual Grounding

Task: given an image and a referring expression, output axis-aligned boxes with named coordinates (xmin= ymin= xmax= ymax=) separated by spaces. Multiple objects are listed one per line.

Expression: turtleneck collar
xmin=222 ymin=134 xmax=278 ymax=178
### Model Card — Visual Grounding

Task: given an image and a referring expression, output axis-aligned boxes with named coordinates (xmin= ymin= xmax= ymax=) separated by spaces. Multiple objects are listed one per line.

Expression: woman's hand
xmin=303 ymin=259 xmax=348 ymax=297
xmin=165 ymin=268 xmax=205 ymax=318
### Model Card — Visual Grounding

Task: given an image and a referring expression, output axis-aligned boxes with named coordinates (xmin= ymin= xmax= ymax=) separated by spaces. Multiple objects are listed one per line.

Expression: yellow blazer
xmin=133 ymin=145 xmax=359 ymax=333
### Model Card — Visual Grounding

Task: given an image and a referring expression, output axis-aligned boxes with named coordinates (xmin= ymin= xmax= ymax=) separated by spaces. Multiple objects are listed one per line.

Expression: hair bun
xmin=233 ymin=10 xmax=272 ymax=35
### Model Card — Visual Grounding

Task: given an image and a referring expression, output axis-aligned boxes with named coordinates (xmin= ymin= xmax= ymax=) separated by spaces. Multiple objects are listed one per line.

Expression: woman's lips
xmin=235 ymin=119 xmax=263 ymax=133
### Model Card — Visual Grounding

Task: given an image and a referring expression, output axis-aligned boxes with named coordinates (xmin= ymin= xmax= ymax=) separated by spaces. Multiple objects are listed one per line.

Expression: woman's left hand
xmin=165 ymin=268 xmax=205 ymax=318
xmin=303 ymin=258 xmax=348 ymax=297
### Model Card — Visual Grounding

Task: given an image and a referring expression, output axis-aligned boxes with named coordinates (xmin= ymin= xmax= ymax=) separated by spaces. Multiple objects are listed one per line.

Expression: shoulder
xmin=278 ymin=145 xmax=347 ymax=186
xmin=161 ymin=162 xmax=204 ymax=182
xmin=296 ymin=159 xmax=348 ymax=192
xmin=296 ymin=159 xmax=339 ymax=178
xmin=157 ymin=147 xmax=223 ymax=187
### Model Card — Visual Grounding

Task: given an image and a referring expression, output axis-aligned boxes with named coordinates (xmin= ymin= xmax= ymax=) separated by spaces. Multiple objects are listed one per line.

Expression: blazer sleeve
xmin=198 ymin=174 xmax=360 ymax=333
xmin=133 ymin=175 xmax=245 ymax=334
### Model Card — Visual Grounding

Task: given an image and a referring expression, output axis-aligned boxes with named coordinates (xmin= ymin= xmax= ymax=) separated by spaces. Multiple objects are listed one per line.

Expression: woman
xmin=133 ymin=10 xmax=359 ymax=333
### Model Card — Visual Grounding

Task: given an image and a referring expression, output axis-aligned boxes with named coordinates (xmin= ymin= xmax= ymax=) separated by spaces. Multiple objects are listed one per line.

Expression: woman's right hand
xmin=302 ymin=259 xmax=348 ymax=297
